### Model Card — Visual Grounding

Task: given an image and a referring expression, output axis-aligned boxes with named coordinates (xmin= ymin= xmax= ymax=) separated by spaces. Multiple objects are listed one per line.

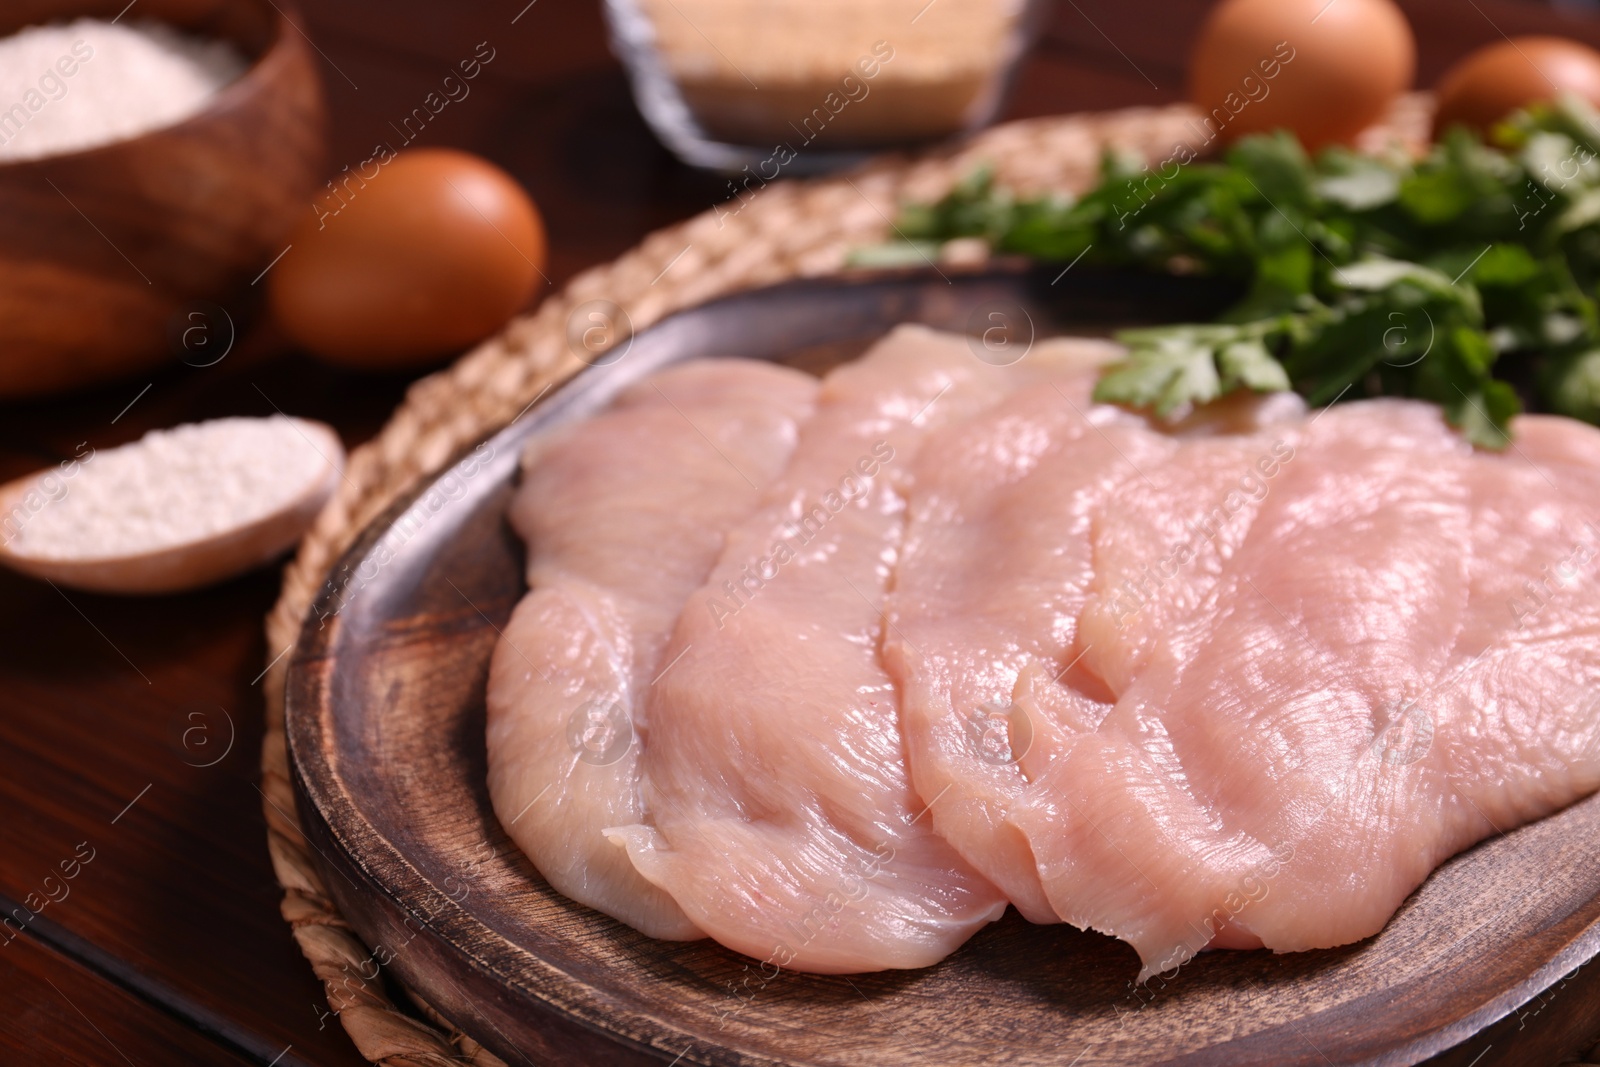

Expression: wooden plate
xmin=284 ymin=264 xmax=1600 ymax=1067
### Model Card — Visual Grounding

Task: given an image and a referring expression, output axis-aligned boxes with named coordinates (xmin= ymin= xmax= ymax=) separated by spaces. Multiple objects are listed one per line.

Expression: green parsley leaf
xmin=884 ymin=110 xmax=1600 ymax=448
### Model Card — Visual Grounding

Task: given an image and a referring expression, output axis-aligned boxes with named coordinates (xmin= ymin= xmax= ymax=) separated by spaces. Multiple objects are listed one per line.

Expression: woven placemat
xmin=258 ymin=94 xmax=1595 ymax=1066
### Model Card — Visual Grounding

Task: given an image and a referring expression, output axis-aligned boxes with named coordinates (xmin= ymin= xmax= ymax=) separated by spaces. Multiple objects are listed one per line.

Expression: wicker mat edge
xmin=252 ymin=94 xmax=1593 ymax=1067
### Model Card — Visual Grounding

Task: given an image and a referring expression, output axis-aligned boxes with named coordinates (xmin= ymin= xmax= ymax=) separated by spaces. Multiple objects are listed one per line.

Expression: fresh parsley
xmin=865 ymin=95 xmax=1600 ymax=448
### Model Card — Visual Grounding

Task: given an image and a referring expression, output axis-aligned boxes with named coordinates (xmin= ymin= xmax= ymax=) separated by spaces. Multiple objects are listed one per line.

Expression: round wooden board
xmin=284 ymin=265 xmax=1600 ymax=1067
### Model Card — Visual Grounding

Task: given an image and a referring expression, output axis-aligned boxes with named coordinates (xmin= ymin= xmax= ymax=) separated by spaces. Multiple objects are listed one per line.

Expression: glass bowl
xmin=604 ymin=0 xmax=1049 ymax=173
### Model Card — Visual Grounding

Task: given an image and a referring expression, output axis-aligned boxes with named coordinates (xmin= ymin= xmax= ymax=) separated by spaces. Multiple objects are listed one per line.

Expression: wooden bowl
xmin=0 ymin=0 xmax=327 ymax=398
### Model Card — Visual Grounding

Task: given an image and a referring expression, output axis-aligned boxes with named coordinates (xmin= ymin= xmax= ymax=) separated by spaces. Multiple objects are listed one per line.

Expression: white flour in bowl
xmin=0 ymin=18 xmax=248 ymax=163
xmin=10 ymin=416 xmax=335 ymax=560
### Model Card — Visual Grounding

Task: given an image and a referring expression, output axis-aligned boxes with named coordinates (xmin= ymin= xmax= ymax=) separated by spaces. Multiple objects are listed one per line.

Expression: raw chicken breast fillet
xmin=485 ymin=360 xmax=817 ymax=939
xmin=489 ymin=323 xmax=1600 ymax=980
xmin=881 ymin=369 xmax=1307 ymax=927
xmin=610 ymin=326 xmax=1126 ymax=972
xmin=890 ymin=387 xmax=1600 ymax=978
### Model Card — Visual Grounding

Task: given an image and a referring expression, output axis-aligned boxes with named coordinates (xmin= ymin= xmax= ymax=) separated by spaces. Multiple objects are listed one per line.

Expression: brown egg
xmin=1189 ymin=0 xmax=1416 ymax=153
xmin=1433 ymin=37 xmax=1600 ymax=140
xmin=269 ymin=148 xmax=547 ymax=369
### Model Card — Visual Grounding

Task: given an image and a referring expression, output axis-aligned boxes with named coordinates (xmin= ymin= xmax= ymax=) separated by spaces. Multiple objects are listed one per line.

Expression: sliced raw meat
xmin=880 ymin=363 xmax=1161 ymax=922
xmin=882 ymin=373 xmax=1308 ymax=926
xmin=889 ymin=375 xmax=1600 ymax=978
xmin=1000 ymin=401 xmax=1600 ymax=976
xmin=611 ymin=327 xmax=1119 ymax=972
xmin=1075 ymin=428 xmax=1299 ymax=700
xmin=1431 ymin=416 xmax=1600 ymax=871
xmin=489 ymin=322 xmax=1600 ymax=981
xmin=486 ymin=360 xmax=817 ymax=939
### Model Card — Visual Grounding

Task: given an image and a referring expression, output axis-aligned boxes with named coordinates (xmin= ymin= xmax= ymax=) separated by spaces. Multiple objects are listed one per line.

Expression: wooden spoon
xmin=0 ymin=420 xmax=343 ymax=595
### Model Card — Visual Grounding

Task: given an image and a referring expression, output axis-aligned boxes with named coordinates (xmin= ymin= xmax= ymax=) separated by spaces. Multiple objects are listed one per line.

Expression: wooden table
xmin=5 ymin=1 xmax=1600 ymax=1064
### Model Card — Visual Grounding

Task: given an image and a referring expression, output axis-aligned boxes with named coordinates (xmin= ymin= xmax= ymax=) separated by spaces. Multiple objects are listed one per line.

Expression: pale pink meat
xmin=489 ymin=324 xmax=1600 ymax=980
xmin=486 ymin=360 xmax=817 ymax=940
xmin=988 ymin=400 xmax=1600 ymax=976
xmin=1430 ymin=416 xmax=1600 ymax=874
xmin=1004 ymin=403 xmax=1471 ymax=969
xmin=882 ymin=377 xmax=1307 ymax=926
xmin=1075 ymin=426 xmax=1300 ymax=697
xmin=879 ymin=368 xmax=1163 ymax=923
xmin=610 ymin=327 xmax=1122 ymax=972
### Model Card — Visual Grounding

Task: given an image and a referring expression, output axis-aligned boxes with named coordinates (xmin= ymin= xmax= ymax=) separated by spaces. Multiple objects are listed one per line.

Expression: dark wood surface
xmin=6 ymin=1 xmax=1600 ymax=1064
xmin=287 ymin=265 xmax=1600 ymax=1067
xmin=0 ymin=931 xmax=256 ymax=1066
